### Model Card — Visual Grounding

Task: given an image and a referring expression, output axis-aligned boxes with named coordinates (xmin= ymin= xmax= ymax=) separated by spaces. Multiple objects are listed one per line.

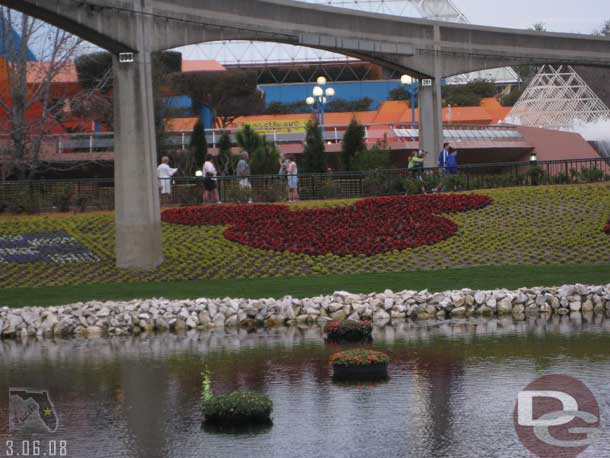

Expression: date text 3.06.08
xmin=4 ymin=440 xmax=67 ymax=457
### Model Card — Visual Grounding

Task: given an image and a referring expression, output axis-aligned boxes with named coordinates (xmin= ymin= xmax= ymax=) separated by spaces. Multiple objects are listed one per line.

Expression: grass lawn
xmin=3 ymin=264 xmax=610 ymax=308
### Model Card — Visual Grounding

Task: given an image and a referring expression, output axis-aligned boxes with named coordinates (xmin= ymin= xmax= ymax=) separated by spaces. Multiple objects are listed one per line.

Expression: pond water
xmin=1 ymin=317 xmax=610 ymax=458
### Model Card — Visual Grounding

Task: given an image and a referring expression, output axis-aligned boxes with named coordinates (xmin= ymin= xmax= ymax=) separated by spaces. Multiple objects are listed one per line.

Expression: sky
xmin=457 ymin=0 xmax=610 ymax=33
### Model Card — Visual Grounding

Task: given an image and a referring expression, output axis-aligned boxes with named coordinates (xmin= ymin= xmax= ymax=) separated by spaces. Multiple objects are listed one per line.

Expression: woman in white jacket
xmin=158 ymin=156 xmax=178 ymax=198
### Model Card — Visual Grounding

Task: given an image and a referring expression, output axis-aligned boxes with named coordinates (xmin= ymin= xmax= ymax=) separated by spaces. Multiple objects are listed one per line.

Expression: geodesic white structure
xmin=177 ymin=0 xmax=518 ymax=84
xmin=506 ymin=65 xmax=610 ymax=130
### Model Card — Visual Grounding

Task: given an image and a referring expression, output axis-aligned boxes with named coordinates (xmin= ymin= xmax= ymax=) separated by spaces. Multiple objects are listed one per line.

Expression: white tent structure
xmin=506 ymin=65 xmax=610 ymax=130
xmin=178 ymin=0 xmax=519 ymax=84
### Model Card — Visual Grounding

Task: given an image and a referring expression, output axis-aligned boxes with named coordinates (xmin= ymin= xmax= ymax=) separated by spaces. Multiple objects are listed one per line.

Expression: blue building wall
xmin=164 ymin=95 xmax=213 ymax=129
xmin=0 ymin=19 xmax=37 ymax=61
xmin=259 ymin=80 xmax=403 ymax=109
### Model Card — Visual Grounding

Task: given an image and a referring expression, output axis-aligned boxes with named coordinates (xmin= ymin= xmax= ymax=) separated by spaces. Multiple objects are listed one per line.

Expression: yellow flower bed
xmin=1 ymin=184 xmax=609 ymax=289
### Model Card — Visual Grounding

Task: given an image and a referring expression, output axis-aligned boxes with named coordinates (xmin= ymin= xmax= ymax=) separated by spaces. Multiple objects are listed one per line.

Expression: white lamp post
xmin=400 ymin=74 xmax=420 ymax=132
xmin=306 ymin=77 xmax=335 ymax=137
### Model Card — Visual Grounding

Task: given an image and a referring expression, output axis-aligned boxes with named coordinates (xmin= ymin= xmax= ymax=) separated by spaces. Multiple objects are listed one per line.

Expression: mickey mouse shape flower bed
xmin=162 ymin=194 xmax=492 ymax=256
xmin=324 ymin=320 xmax=373 ymax=342
xmin=330 ymin=349 xmax=390 ymax=380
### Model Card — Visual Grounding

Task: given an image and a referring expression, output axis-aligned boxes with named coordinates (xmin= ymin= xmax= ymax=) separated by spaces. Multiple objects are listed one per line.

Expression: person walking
xmin=278 ymin=153 xmax=290 ymax=176
xmin=447 ymin=147 xmax=458 ymax=175
xmin=434 ymin=142 xmax=451 ymax=193
xmin=203 ymin=154 xmax=221 ymax=204
xmin=236 ymin=151 xmax=253 ymax=203
xmin=287 ymin=155 xmax=299 ymax=202
xmin=438 ymin=142 xmax=451 ymax=172
xmin=157 ymin=156 xmax=178 ymax=202
xmin=407 ymin=150 xmax=427 ymax=194
xmin=408 ymin=150 xmax=425 ymax=173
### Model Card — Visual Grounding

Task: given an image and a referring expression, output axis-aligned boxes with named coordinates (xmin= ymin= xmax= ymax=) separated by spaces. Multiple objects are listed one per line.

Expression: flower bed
xmin=4 ymin=184 xmax=610 ymax=289
xmin=324 ymin=320 xmax=372 ymax=342
xmin=162 ymin=194 xmax=492 ymax=256
xmin=202 ymin=392 xmax=273 ymax=426
xmin=330 ymin=349 xmax=390 ymax=380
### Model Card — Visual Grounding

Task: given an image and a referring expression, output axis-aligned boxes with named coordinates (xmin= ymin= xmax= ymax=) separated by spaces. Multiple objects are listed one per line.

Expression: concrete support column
xmin=419 ymin=78 xmax=444 ymax=167
xmin=419 ymin=24 xmax=444 ymax=168
xmin=112 ymin=51 xmax=162 ymax=270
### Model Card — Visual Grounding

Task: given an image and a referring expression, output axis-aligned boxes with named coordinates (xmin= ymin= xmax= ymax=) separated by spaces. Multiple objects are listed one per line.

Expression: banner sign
xmin=243 ymin=119 xmax=309 ymax=134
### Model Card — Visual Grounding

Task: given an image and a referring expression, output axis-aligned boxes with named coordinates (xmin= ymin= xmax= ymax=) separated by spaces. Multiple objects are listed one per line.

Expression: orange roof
xmin=26 ymin=61 xmax=79 ymax=84
xmin=165 ymin=97 xmax=512 ymax=132
xmin=372 ymin=100 xmax=410 ymax=124
xmin=182 ymin=60 xmax=226 ymax=72
xmin=480 ymin=97 xmax=511 ymax=124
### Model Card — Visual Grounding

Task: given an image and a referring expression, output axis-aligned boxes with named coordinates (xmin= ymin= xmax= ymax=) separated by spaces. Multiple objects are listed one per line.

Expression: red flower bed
xmin=161 ymin=194 xmax=492 ymax=256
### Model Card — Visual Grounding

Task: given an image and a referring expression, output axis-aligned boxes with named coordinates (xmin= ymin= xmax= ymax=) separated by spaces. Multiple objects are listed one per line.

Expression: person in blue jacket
xmin=434 ymin=142 xmax=451 ymax=192
xmin=438 ymin=142 xmax=451 ymax=172
xmin=447 ymin=147 xmax=458 ymax=174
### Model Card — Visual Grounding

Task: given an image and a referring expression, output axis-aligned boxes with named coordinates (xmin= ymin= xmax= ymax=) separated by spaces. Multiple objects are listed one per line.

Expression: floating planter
xmin=330 ymin=349 xmax=390 ymax=380
xmin=202 ymin=391 xmax=273 ymax=427
xmin=200 ymin=367 xmax=273 ymax=428
xmin=324 ymin=320 xmax=373 ymax=342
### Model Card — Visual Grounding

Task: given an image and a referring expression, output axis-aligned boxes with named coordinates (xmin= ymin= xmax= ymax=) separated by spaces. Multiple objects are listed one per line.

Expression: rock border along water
xmin=1 ymin=284 xmax=610 ymax=339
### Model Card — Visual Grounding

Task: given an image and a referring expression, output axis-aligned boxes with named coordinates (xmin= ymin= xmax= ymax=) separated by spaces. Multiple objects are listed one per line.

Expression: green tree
xmin=302 ymin=120 xmax=326 ymax=173
xmin=235 ymin=124 xmax=261 ymax=155
xmin=326 ymin=97 xmax=373 ymax=112
xmin=352 ymin=141 xmax=391 ymax=171
xmin=596 ymin=19 xmax=610 ymax=36
xmin=443 ymin=79 xmax=497 ymax=107
xmin=190 ymin=118 xmax=207 ymax=172
xmin=341 ymin=118 xmax=366 ymax=171
xmin=251 ymin=137 xmax=280 ymax=175
xmin=217 ymin=131 xmax=233 ymax=175
xmin=500 ymin=87 xmax=524 ymax=107
xmin=389 ymin=86 xmax=409 ymax=101
xmin=265 ymin=101 xmax=309 ymax=115
xmin=170 ymin=70 xmax=265 ymax=127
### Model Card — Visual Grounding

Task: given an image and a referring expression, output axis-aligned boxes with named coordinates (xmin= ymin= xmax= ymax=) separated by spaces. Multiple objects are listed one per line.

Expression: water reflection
xmin=0 ymin=317 xmax=609 ymax=458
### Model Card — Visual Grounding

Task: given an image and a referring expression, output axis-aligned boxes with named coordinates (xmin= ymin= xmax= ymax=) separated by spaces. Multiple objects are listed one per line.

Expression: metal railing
xmin=0 ymin=157 xmax=608 ymax=214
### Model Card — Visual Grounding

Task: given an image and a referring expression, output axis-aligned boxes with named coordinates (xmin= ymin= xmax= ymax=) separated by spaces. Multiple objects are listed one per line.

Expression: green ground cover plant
xmin=1 ymin=183 xmax=610 ymax=294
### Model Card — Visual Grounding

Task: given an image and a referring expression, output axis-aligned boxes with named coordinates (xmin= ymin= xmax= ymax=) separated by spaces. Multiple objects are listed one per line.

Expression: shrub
xmin=402 ymin=177 xmax=425 ymax=195
xmin=580 ymin=167 xmax=604 ymax=183
xmin=202 ymin=392 xmax=273 ymax=425
xmin=341 ymin=118 xmax=366 ymax=171
xmin=52 ymin=185 xmax=75 ymax=212
xmin=361 ymin=170 xmax=404 ymax=196
xmin=302 ymin=120 xmax=326 ymax=173
xmin=324 ymin=320 xmax=372 ymax=342
xmin=330 ymin=349 xmax=389 ymax=367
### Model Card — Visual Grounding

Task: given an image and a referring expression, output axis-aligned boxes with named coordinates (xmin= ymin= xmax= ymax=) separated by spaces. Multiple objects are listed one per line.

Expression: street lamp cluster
xmin=306 ymin=76 xmax=335 ymax=134
xmin=400 ymin=74 xmax=420 ymax=131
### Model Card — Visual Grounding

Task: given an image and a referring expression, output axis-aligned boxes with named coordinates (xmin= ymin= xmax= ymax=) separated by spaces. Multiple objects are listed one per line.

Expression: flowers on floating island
xmin=162 ymin=194 xmax=492 ymax=256
xmin=200 ymin=367 xmax=272 ymax=427
xmin=324 ymin=320 xmax=372 ymax=342
xmin=202 ymin=392 xmax=273 ymax=426
xmin=330 ymin=349 xmax=390 ymax=380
